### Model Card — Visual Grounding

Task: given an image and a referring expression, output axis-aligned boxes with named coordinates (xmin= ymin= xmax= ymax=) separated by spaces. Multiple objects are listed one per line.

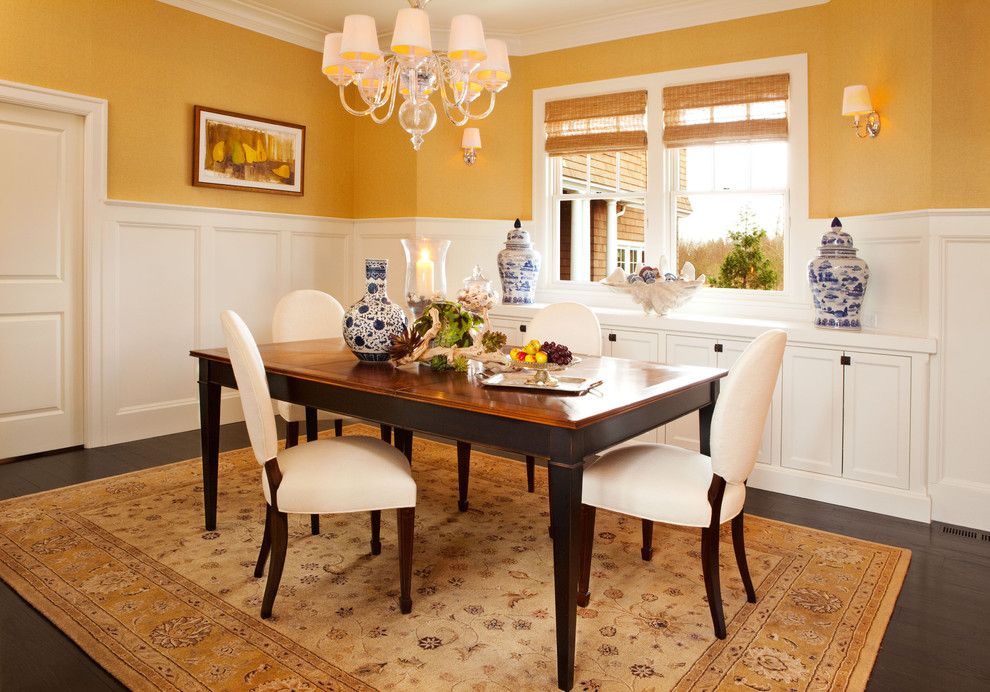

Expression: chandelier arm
xmin=463 ymin=91 xmax=497 ymax=121
xmin=369 ymin=76 xmax=400 ymax=124
xmin=440 ymin=99 xmax=470 ymax=127
xmin=338 ymin=85 xmax=380 ymax=117
xmin=435 ymin=55 xmax=470 ymax=111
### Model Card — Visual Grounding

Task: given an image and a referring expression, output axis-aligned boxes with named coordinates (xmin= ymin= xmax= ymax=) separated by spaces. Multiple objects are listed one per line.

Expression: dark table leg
xmin=198 ymin=361 xmax=221 ymax=531
xmin=548 ymin=456 xmax=583 ymax=691
xmin=456 ymin=441 xmax=471 ymax=512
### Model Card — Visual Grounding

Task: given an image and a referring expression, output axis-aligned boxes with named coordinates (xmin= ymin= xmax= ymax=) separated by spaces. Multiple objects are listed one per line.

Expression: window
xmin=540 ymin=62 xmax=799 ymax=296
xmin=545 ymin=91 xmax=648 ymax=282
xmin=663 ymin=74 xmax=789 ymax=291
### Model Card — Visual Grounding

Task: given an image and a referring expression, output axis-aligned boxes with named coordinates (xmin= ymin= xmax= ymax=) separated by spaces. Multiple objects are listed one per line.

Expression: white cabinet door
xmin=602 ymin=328 xmax=660 ymax=444
xmin=719 ymin=338 xmax=779 ymax=466
xmin=663 ymin=334 xmax=717 ymax=451
xmin=781 ymin=346 xmax=844 ymax=476
xmin=604 ymin=329 xmax=659 ymax=361
xmin=489 ymin=317 xmax=526 ymax=348
xmin=842 ymin=351 xmax=911 ymax=488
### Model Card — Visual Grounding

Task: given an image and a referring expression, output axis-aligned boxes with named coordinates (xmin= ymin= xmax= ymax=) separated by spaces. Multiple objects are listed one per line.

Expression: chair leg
xmin=310 ymin=514 xmax=320 ymax=535
xmin=380 ymin=424 xmax=392 ymax=444
xmin=732 ymin=513 xmax=757 ymax=603
xmin=457 ymin=441 xmax=471 ymax=512
xmin=547 ymin=464 xmax=555 ymax=538
xmin=577 ymin=504 xmax=596 ymax=607
xmin=305 ymin=407 xmax=318 ymax=442
xmin=641 ymin=519 xmax=654 ymax=561
xmin=397 ymin=507 xmax=415 ymax=614
xmin=254 ymin=505 xmax=272 ymax=578
xmin=701 ymin=527 xmax=727 ymax=639
xmin=370 ymin=510 xmax=382 ymax=555
xmin=260 ymin=508 xmax=288 ymax=619
xmin=285 ymin=421 xmax=299 ymax=448
xmin=334 ymin=418 xmax=343 ymax=437
xmin=526 ymin=455 xmax=536 ymax=493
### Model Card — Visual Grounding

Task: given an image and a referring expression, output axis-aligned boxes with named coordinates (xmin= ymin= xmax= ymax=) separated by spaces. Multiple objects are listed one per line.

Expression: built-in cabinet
xmin=488 ymin=304 xmax=934 ymax=522
xmin=782 ymin=346 xmax=911 ymax=489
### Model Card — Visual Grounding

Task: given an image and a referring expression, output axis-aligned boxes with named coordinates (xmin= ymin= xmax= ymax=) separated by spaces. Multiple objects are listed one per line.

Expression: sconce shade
xmin=842 ymin=85 xmax=873 ymax=116
xmin=322 ymin=33 xmax=353 ymax=83
xmin=341 ymin=15 xmax=381 ymax=64
xmin=391 ymin=8 xmax=432 ymax=58
xmin=462 ymin=127 xmax=482 ymax=149
xmin=448 ymin=15 xmax=487 ymax=67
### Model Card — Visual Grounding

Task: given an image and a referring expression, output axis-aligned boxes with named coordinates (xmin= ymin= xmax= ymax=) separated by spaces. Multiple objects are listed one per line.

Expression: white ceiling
xmin=160 ymin=0 xmax=828 ymax=55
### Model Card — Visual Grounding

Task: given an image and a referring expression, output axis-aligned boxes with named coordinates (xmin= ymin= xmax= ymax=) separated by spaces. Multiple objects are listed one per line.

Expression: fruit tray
xmin=479 ymin=371 xmax=602 ymax=394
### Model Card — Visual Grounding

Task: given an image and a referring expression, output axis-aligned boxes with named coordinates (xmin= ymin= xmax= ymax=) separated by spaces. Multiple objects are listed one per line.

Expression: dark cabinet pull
xmin=608 ymin=333 xmax=617 ymax=342
xmin=714 ymin=343 xmax=723 ymax=353
xmin=520 ymin=324 xmax=526 ymax=333
xmin=840 ymin=355 xmax=851 ymax=366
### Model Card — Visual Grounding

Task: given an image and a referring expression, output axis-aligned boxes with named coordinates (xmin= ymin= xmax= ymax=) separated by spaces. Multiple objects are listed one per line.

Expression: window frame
xmin=531 ymin=54 xmax=809 ymax=311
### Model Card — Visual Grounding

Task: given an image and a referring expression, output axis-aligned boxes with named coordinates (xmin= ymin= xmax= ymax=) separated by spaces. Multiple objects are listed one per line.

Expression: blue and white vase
xmin=807 ymin=218 xmax=870 ymax=330
xmin=497 ymin=219 xmax=541 ymax=304
xmin=343 ymin=259 xmax=408 ymax=362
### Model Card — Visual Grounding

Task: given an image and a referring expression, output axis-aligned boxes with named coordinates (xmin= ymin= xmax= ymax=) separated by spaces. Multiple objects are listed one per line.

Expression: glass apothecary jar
xmin=457 ymin=264 xmax=498 ymax=314
xmin=400 ymin=238 xmax=450 ymax=317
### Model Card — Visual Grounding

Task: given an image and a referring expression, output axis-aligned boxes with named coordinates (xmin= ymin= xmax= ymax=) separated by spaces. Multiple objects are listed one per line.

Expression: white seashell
xmin=680 ymin=261 xmax=696 ymax=281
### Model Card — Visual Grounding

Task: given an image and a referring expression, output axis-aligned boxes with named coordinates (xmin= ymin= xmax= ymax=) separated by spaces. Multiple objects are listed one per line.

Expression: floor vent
xmin=938 ymin=523 xmax=985 ymax=540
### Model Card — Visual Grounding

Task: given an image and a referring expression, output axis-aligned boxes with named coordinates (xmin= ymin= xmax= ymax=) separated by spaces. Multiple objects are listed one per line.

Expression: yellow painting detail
xmin=203 ymin=119 xmax=296 ymax=186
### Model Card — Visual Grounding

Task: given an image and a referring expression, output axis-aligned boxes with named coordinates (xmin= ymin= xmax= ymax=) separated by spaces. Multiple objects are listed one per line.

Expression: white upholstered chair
xmin=578 ymin=329 xmax=786 ymax=638
xmin=456 ymin=302 xmax=603 ymax=511
xmin=273 ymin=290 xmax=346 ymax=444
xmin=221 ymin=310 xmax=417 ymax=619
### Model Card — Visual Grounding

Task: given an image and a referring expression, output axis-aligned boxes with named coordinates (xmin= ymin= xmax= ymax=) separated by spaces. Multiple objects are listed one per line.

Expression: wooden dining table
xmin=190 ymin=337 xmax=726 ymax=690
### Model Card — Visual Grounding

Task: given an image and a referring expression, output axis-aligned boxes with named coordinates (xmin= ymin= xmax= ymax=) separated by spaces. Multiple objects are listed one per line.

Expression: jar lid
xmin=506 ymin=218 xmax=532 ymax=247
xmin=820 ymin=217 xmax=855 ymax=248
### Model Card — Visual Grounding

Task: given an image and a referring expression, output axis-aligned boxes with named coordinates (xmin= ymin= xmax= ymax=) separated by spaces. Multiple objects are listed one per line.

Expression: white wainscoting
xmin=102 ymin=200 xmax=352 ymax=444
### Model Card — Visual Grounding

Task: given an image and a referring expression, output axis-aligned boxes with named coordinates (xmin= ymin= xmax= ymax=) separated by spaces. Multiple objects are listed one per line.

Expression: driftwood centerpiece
xmin=390 ymin=301 xmax=510 ymax=371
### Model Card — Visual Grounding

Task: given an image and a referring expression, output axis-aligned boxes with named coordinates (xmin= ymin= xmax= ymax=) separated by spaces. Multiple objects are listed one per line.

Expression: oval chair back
xmin=221 ymin=310 xmax=278 ymax=465
xmin=272 ymin=290 xmax=345 ymax=423
xmin=529 ymin=302 xmax=603 ymax=356
xmin=709 ymin=329 xmax=786 ymax=483
xmin=272 ymin=290 xmax=345 ymax=342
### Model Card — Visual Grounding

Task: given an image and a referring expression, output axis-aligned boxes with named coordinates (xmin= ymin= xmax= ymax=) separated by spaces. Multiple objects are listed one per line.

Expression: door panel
xmin=603 ymin=328 xmax=659 ymax=445
xmin=781 ymin=346 xmax=843 ymax=476
xmin=663 ymin=334 xmax=717 ymax=451
xmin=0 ymin=102 xmax=83 ymax=457
xmin=842 ymin=351 xmax=911 ymax=488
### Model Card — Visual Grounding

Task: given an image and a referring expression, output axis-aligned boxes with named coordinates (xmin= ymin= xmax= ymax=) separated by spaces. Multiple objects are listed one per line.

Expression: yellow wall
xmin=0 ymin=0 xmax=354 ymax=217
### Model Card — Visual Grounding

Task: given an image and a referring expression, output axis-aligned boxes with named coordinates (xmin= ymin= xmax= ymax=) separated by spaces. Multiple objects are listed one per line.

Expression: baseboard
xmin=749 ymin=464 xmax=932 ymax=523
xmin=929 ymin=479 xmax=990 ymax=532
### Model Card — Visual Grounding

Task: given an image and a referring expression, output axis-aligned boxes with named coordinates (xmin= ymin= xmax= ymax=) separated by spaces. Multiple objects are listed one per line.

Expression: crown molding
xmin=157 ymin=0 xmax=331 ymax=51
xmin=157 ymin=0 xmax=827 ymax=56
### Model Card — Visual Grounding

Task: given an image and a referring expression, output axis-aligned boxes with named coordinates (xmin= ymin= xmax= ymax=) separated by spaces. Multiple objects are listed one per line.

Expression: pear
xmin=211 ymin=140 xmax=224 ymax=162
xmin=243 ymin=142 xmax=259 ymax=164
xmin=230 ymin=140 xmax=245 ymax=166
xmin=272 ymin=164 xmax=290 ymax=179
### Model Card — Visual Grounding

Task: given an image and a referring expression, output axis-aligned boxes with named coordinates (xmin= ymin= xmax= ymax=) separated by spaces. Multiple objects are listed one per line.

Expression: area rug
xmin=0 ymin=425 xmax=909 ymax=691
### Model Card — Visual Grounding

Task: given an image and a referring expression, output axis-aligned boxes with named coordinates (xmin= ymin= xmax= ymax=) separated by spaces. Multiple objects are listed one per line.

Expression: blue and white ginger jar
xmin=497 ymin=218 xmax=541 ymax=304
xmin=807 ymin=218 xmax=870 ymax=330
xmin=343 ymin=258 xmax=408 ymax=362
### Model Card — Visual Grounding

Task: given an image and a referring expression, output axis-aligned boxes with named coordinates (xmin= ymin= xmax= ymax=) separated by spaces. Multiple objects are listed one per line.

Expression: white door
xmin=0 ymin=102 xmax=83 ymax=458
xmin=842 ymin=351 xmax=911 ymax=488
xmin=602 ymin=328 xmax=660 ymax=445
xmin=781 ymin=346 xmax=843 ymax=476
xmin=662 ymin=334 xmax=717 ymax=451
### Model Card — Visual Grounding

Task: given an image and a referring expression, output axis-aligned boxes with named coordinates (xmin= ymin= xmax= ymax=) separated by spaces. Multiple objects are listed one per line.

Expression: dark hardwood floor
xmin=1 ymin=423 xmax=988 ymax=691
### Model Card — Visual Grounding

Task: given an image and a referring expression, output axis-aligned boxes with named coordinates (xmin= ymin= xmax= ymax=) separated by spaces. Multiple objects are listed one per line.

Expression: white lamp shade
xmin=341 ymin=15 xmax=381 ymax=64
xmin=842 ymin=84 xmax=873 ymax=116
xmin=462 ymin=127 xmax=482 ymax=149
xmin=321 ymin=33 xmax=353 ymax=83
xmin=475 ymin=38 xmax=511 ymax=88
xmin=391 ymin=7 xmax=432 ymax=58
xmin=454 ymin=78 xmax=483 ymax=102
xmin=448 ymin=15 xmax=487 ymax=67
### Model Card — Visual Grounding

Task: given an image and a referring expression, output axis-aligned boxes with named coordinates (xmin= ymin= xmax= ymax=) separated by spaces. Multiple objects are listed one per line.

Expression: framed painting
xmin=193 ymin=106 xmax=305 ymax=195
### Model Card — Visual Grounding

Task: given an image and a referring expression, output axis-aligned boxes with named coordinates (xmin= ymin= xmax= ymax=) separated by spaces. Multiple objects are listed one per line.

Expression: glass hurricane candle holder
xmin=401 ymin=238 xmax=450 ymax=316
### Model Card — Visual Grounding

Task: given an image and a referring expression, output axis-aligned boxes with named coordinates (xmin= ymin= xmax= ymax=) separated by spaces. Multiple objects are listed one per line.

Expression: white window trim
xmin=531 ymin=53 xmax=810 ymax=316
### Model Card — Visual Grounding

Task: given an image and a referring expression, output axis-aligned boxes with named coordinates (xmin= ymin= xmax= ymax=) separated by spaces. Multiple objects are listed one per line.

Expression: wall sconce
xmin=842 ymin=84 xmax=880 ymax=138
xmin=462 ymin=127 xmax=481 ymax=165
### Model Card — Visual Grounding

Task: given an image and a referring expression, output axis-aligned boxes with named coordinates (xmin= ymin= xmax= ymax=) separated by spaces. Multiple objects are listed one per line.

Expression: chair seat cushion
xmin=583 ymin=443 xmax=745 ymax=527
xmin=263 ymin=436 xmax=415 ymax=514
xmin=276 ymin=401 xmax=338 ymax=424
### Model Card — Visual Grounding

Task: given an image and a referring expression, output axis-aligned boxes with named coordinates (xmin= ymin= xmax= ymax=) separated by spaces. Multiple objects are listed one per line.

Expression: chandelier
xmin=321 ymin=0 xmax=511 ymax=150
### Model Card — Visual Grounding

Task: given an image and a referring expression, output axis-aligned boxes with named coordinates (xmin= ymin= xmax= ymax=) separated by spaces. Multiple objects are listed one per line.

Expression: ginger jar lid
xmin=820 ymin=217 xmax=856 ymax=250
xmin=505 ymin=218 xmax=532 ymax=248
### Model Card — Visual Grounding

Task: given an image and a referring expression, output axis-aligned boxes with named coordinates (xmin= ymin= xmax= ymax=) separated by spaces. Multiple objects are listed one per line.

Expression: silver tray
xmin=480 ymin=371 xmax=602 ymax=394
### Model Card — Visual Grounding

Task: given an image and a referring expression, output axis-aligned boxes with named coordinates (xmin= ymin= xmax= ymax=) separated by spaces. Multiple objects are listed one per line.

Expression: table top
xmin=191 ymin=338 xmax=726 ymax=430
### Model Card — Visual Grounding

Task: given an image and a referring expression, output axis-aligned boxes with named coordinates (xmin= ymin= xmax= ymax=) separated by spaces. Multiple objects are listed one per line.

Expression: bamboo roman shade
xmin=544 ymin=90 xmax=647 ymax=156
xmin=662 ymin=74 xmax=789 ymax=148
